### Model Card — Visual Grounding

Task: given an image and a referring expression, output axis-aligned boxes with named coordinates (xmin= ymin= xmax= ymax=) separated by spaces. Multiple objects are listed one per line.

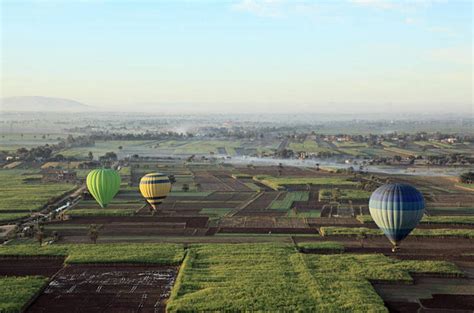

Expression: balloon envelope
xmin=139 ymin=173 xmax=171 ymax=210
xmin=369 ymin=183 xmax=425 ymax=246
xmin=86 ymin=169 xmax=121 ymax=208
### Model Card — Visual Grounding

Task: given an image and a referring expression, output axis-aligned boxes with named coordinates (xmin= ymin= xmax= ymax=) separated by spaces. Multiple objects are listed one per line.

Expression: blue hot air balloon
xmin=369 ymin=183 xmax=425 ymax=251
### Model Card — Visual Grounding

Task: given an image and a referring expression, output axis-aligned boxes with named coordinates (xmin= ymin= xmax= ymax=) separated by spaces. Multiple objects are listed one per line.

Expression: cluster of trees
xmin=90 ymin=131 xmax=192 ymax=141
xmin=8 ymin=135 xmax=94 ymax=162
xmin=459 ymin=172 xmax=473 ymax=184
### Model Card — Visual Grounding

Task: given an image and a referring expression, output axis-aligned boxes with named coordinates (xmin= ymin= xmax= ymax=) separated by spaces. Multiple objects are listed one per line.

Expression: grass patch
xmin=0 ymin=243 xmax=184 ymax=264
xmin=297 ymin=241 xmax=344 ymax=252
xmin=0 ymin=169 xmax=76 ymax=212
xmin=321 ymin=227 xmax=474 ymax=238
xmin=319 ymin=189 xmax=371 ymax=201
xmin=357 ymin=215 xmax=474 ymax=225
xmin=287 ymin=210 xmax=321 ymax=217
xmin=255 ymin=176 xmax=355 ymax=190
xmin=243 ymin=182 xmax=261 ymax=191
xmin=166 ymin=243 xmax=460 ymax=312
xmin=0 ymin=276 xmax=48 ymax=313
xmin=455 ymin=183 xmax=474 ymax=190
xmin=169 ymin=191 xmax=212 ymax=197
xmin=65 ymin=208 xmax=136 ymax=217
xmin=0 ymin=212 xmax=30 ymax=222
xmin=199 ymin=208 xmax=233 ymax=218
xmin=270 ymin=192 xmax=309 ymax=210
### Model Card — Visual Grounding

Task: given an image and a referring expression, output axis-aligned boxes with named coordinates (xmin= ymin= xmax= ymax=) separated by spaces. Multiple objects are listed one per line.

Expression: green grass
xmin=334 ymin=141 xmax=369 ymax=148
xmin=172 ymin=140 xmax=242 ymax=155
xmin=65 ymin=208 xmax=136 ymax=217
xmin=166 ymin=243 xmax=461 ymax=312
xmin=199 ymin=208 xmax=232 ymax=218
xmin=289 ymin=140 xmax=333 ymax=153
xmin=0 ymin=212 xmax=30 ymax=222
xmin=0 ymin=170 xmax=76 ymax=212
xmin=297 ymin=241 xmax=344 ymax=252
xmin=319 ymin=189 xmax=371 ymax=201
xmin=303 ymin=253 xmax=461 ymax=284
xmin=383 ymin=147 xmax=417 ymax=157
xmin=455 ymin=183 xmax=474 ymax=190
xmin=0 ymin=276 xmax=48 ymax=313
xmin=269 ymin=192 xmax=309 ymax=210
xmin=169 ymin=191 xmax=212 ymax=197
xmin=59 ymin=140 xmax=156 ymax=158
xmin=357 ymin=215 xmax=474 ymax=225
xmin=0 ymin=243 xmax=184 ymax=264
xmin=255 ymin=176 xmax=355 ymax=190
xmin=243 ymin=182 xmax=261 ymax=191
xmin=321 ymin=227 xmax=474 ymax=238
xmin=287 ymin=210 xmax=321 ymax=217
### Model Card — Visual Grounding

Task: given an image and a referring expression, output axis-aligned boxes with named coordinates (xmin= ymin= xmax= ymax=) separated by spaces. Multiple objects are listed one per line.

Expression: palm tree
xmin=88 ymin=224 xmax=100 ymax=244
xmin=35 ymin=226 xmax=44 ymax=246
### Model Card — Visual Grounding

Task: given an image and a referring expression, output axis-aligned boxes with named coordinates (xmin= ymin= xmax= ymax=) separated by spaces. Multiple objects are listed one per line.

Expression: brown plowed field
xmin=55 ymin=216 xmax=209 ymax=228
xmin=26 ymin=264 xmax=178 ymax=313
xmin=237 ymin=191 xmax=280 ymax=213
xmin=0 ymin=258 xmax=64 ymax=277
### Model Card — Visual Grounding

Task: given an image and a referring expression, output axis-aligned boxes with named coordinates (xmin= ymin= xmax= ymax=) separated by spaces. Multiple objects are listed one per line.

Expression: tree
xmin=459 ymin=172 xmax=474 ymax=184
xmin=88 ymin=151 xmax=94 ymax=160
xmin=88 ymin=224 xmax=100 ymax=244
xmin=357 ymin=230 xmax=367 ymax=248
xmin=118 ymin=146 xmax=123 ymax=150
xmin=331 ymin=188 xmax=341 ymax=202
xmin=34 ymin=226 xmax=45 ymax=246
xmin=52 ymin=231 xmax=59 ymax=242
xmin=168 ymin=175 xmax=176 ymax=184
xmin=182 ymin=183 xmax=190 ymax=192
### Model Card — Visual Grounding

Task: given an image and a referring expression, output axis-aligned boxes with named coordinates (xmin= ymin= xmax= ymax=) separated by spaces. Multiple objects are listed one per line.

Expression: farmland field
xmin=0 ymin=159 xmax=473 ymax=312
xmin=166 ymin=243 xmax=461 ymax=312
xmin=0 ymin=169 xmax=76 ymax=220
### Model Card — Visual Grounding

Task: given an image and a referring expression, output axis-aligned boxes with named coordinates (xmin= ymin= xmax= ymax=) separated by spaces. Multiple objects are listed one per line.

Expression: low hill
xmin=0 ymin=96 xmax=90 ymax=112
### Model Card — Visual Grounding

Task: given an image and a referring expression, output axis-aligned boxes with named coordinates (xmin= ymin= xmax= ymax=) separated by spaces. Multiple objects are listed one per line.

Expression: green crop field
xmin=199 ymin=208 xmax=233 ymax=218
xmin=173 ymin=140 xmax=241 ymax=155
xmin=287 ymin=210 xmax=321 ymax=217
xmin=65 ymin=208 xmax=136 ymax=217
xmin=319 ymin=189 xmax=371 ymax=201
xmin=0 ymin=276 xmax=48 ymax=313
xmin=0 ymin=170 xmax=76 ymax=213
xmin=321 ymin=226 xmax=474 ymax=238
xmin=0 ymin=212 xmax=30 ymax=222
xmin=0 ymin=243 xmax=184 ymax=264
xmin=60 ymin=140 xmax=157 ymax=159
xmin=296 ymin=241 xmax=344 ymax=252
xmin=270 ymin=192 xmax=309 ymax=210
xmin=255 ymin=176 xmax=355 ymax=190
xmin=0 ymin=133 xmax=66 ymax=152
xmin=166 ymin=243 xmax=460 ymax=312
xmin=357 ymin=215 xmax=474 ymax=225
xmin=289 ymin=140 xmax=334 ymax=153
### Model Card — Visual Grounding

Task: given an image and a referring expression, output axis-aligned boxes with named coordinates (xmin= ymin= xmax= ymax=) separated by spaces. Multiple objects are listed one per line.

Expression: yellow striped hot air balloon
xmin=139 ymin=173 xmax=172 ymax=211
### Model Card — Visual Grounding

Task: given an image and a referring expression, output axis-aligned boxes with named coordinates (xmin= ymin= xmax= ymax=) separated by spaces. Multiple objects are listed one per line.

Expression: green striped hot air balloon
xmin=369 ymin=183 xmax=425 ymax=252
xmin=86 ymin=169 xmax=121 ymax=208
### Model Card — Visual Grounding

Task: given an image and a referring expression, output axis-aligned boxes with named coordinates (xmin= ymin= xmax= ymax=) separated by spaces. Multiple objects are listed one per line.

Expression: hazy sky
xmin=1 ymin=0 xmax=472 ymax=113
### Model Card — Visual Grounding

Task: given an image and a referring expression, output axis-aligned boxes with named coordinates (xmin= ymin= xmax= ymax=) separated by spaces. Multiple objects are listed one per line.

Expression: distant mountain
xmin=0 ymin=96 xmax=90 ymax=112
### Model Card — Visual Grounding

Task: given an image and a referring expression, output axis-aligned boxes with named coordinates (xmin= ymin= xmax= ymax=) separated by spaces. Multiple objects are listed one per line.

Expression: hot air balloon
xmin=139 ymin=173 xmax=171 ymax=212
xmin=369 ymin=183 xmax=425 ymax=252
xmin=86 ymin=169 xmax=121 ymax=208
